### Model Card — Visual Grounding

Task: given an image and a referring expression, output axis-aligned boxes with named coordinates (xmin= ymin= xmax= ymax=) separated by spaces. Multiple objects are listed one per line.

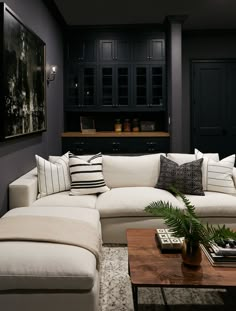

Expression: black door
xmin=191 ymin=61 xmax=236 ymax=158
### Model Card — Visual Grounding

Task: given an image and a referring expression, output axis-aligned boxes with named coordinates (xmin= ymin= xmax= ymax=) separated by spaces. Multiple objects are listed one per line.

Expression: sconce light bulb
xmin=47 ymin=65 xmax=57 ymax=85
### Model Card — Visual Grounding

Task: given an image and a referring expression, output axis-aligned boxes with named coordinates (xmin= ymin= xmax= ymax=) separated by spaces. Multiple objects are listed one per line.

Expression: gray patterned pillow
xmin=156 ymin=155 xmax=204 ymax=195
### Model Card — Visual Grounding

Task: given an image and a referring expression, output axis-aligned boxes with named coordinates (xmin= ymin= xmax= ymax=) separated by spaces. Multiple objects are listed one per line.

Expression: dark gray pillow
xmin=156 ymin=155 xmax=204 ymax=195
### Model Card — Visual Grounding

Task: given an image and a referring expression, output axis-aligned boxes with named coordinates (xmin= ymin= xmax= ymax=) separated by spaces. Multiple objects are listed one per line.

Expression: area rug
xmin=99 ymin=245 xmax=231 ymax=311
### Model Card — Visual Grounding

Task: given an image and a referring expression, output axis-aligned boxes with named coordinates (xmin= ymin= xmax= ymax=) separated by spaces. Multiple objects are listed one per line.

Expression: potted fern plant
xmin=145 ymin=187 xmax=236 ymax=266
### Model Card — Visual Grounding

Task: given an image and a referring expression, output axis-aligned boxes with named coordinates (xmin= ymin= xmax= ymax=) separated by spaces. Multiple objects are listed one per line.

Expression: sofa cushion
xmin=36 ymin=152 xmax=71 ymax=198
xmin=195 ymin=148 xmax=221 ymax=190
xmin=32 ymin=191 xmax=97 ymax=209
xmin=96 ymin=187 xmax=185 ymax=218
xmin=102 ymin=153 xmax=164 ymax=188
xmin=167 ymin=153 xmax=196 ymax=165
xmin=0 ymin=206 xmax=100 ymax=291
xmin=179 ymin=192 xmax=236 ymax=218
xmin=196 ymin=152 xmax=236 ymax=195
xmin=233 ymin=167 xmax=236 ymax=186
xmin=69 ymin=153 xmax=109 ymax=195
xmin=194 ymin=149 xmax=220 ymax=162
xmin=156 ymin=155 xmax=204 ymax=195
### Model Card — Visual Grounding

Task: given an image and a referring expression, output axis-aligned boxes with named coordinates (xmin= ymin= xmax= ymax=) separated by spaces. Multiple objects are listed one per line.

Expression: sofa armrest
xmin=9 ymin=168 xmax=38 ymax=209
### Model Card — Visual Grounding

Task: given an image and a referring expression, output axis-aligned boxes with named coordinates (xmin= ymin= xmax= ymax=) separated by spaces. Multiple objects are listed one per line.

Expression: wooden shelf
xmin=62 ymin=131 xmax=170 ymax=138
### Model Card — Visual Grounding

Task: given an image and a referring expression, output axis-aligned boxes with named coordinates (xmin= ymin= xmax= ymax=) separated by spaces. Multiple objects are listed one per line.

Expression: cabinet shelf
xmin=62 ymin=131 xmax=170 ymax=138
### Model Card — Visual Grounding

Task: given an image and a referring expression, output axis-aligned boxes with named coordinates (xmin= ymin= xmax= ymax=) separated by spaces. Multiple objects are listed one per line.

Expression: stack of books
xmin=201 ymin=242 xmax=236 ymax=267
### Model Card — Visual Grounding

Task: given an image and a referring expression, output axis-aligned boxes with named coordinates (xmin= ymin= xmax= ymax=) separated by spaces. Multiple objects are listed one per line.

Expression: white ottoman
xmin=0 ymin=206 xmax=101 ymax=311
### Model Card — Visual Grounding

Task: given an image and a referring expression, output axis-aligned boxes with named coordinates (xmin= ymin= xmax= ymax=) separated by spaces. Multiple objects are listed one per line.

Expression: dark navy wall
xmin=182 ymin=31 xmax=236 ymax=152
xmin=0 ymin=0 xmax=64 ymax=215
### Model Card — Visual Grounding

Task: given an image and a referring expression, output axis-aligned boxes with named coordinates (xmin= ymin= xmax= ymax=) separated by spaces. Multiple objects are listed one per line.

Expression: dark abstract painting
xmin=0 ymin=4 xmax=46 ymax=140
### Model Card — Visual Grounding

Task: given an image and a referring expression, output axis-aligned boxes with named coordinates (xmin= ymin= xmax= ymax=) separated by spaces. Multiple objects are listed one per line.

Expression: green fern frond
xmin=206 ymin=224 xmax=236 ymax=241
xmin=145 ymin=201 xmax=189 ymax=237
xmin=144 ymin=187 xmax=236 ymax=247
xmin=168 ymin=185 xmax=197 ymax=218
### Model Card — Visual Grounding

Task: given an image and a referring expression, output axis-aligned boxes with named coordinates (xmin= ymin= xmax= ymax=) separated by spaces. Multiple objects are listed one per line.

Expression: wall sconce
xmin=47 ymin=65 xmax=57 ymax=85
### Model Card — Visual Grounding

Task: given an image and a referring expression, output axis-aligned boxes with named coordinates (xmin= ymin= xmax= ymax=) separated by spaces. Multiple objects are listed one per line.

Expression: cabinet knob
xmin=76 ymin=148 xmax=84 ymax=153
xmin=112 ymin=148 xmax=120 ymax=152
xmin=146 ymin=141 xmax=156 ymax=146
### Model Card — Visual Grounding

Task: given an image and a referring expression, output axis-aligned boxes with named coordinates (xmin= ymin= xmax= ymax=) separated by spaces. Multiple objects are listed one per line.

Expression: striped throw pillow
xmin=36 ymin=152 xmax=71 ymax=198
xmin=196 ymin=153 xmax=236 ymax=195
xmin=195 ymin=148 xmax=220 ymax=190
xmin=69 ymin=153 xmax=110 ymax=195
xmin=206 ymin=155 xmax=236 ymax=195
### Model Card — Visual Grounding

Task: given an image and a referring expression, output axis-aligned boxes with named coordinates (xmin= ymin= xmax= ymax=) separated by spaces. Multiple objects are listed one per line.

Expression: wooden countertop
xmin=62 ymin=131 xmax=170 ymax=138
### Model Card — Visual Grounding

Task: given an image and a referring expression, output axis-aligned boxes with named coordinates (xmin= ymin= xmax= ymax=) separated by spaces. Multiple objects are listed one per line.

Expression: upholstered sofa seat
xmin=0 ymin=206 xmax=101 ymax=311
xmin=0 ymin=206 xmax=100 ymax=290
xmin=96 ymin=187 xmax=184 ymax=218
xmin=32 ymin=191 xmax=97 ymax=209
xmin=181 ymin=191 xmax=236 ymax=220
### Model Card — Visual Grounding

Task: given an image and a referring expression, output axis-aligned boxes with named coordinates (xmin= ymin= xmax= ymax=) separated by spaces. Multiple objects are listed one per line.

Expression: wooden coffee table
xmin=127 ymin=228 xmax=236 ymax=311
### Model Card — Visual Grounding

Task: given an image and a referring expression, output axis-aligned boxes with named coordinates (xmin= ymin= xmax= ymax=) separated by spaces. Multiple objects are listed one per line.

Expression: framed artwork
xmin=0 ymin=3 xmax=46 ymax=141
xmin=80 ymin=116 xmax=96 ymax=134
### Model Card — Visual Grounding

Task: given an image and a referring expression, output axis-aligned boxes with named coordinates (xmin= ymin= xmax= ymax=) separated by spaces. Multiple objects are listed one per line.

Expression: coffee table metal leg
xmin=132 ymin=284 xmax=138 ymax=311
xmin=160 ymin=287 xmax=170 ymax=311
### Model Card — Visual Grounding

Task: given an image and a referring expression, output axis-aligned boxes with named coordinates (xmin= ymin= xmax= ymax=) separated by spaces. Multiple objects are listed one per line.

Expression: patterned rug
xmin=99 ymin=245 xmax=233 ymax=311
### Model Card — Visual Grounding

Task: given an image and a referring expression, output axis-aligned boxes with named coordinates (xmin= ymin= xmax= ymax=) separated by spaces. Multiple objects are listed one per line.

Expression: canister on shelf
xmin=123 ymin=119 xmax=131 ymax=132
xmin=132 ymin=118 xmax=139 ymax=132
xmin=114 ymin=119 xmax=122 ymax=132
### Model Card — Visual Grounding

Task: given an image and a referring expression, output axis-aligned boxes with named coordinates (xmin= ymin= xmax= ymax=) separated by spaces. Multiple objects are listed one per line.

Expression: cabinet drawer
xmin=62 ymin=137 xmax=170 ymax=155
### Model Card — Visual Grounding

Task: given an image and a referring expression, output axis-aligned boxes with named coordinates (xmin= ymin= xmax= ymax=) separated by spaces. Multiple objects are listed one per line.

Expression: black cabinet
xmin=99 ymin=39 xmax=130 ymax=62
xmin=62 ymin=136 xmax=170 ymax=154
xmin=67 ymin=39 xmax=96 ymax=62
xmin=65 ymin=30 xmax=166 ymax=111
xmin=99 ymin=65 xmax=131 ymax=108
xmin=133 ymin=38 xmax=165 ymax=62
xmin=134 ymin=65 xmax=165 ymax=109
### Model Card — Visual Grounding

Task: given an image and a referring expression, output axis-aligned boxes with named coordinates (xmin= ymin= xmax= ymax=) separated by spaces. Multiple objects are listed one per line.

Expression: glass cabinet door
xmin=82 ymin=66 xmax=97 ymax=107
xmin=150 ymin=66 xmax=164 ymax=107
xmin=67 ymin=63 xmax=80 ymax=106
xmin=101 ymin=67 xmax=114 ymax=107
xmin=117 ymin=66 xmax=130 ymax=107
xmin=135 ymin=66 xmax=148 ymax=107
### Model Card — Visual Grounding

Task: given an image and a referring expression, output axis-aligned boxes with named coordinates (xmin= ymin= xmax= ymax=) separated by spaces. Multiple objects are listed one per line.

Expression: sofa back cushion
xmin=167 ymin=153 xmax=196 ymax=165
xmin=102 ymin=153 xmax=164 ymax=188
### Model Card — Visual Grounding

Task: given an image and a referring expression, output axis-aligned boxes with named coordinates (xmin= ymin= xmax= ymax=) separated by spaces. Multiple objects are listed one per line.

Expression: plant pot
xmin=181 ymin=239 xmax=202 ymax=266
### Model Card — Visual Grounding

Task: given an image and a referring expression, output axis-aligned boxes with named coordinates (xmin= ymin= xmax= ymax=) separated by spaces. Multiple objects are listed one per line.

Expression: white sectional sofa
xmin=8 ymin=152 xmax=236 ymax=243
xmin=1 ymin=151 xmax=236 ymax=311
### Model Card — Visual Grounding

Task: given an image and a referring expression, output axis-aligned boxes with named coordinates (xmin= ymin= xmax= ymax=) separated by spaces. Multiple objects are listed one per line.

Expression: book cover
xmin=201 ymin=244 xmax=236 ymax=267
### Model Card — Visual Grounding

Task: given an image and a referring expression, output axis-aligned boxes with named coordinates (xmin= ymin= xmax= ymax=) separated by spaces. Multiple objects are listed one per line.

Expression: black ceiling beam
xmin=42 ymin=0 xmax=67 ymax=29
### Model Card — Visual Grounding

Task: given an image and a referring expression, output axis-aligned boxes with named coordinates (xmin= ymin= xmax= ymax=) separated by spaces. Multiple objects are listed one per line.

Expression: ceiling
xmin=53 ymin=0 xmax=236 ymax=29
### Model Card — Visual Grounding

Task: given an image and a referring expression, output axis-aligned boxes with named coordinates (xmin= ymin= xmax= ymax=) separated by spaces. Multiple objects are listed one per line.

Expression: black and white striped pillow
xmin=69 ymin=153 xmax=110 ymax=195
xmin=36 ymin=152 xmax=71 ymax=198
